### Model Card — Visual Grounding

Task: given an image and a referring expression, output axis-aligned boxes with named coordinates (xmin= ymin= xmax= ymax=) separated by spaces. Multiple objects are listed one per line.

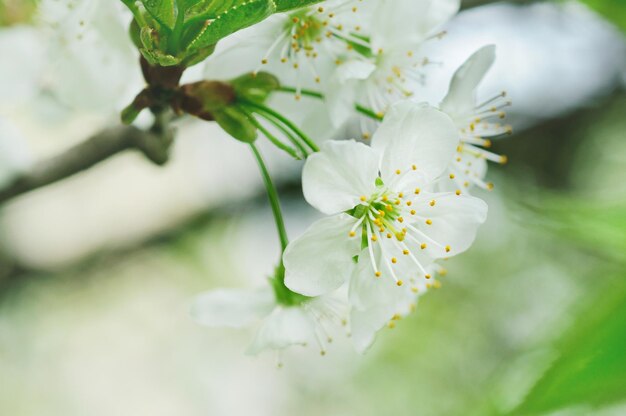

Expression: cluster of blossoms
xmin=190 ymin=0 xmax=513 ymax=360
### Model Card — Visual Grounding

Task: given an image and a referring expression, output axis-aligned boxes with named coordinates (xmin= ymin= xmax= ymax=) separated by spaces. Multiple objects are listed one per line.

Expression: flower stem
xmin=240 ymin=107 xmax=302 ymax=159
xmin=242 ymin=100 xmax=320 ymax=152
xmin=249 ymin=143 xmax=289 ymax=252
xmin=277 ymin=86 xmax=383 ymax=122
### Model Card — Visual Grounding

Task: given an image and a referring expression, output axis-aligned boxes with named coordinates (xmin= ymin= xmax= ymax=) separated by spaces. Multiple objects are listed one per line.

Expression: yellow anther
xmin=412 ymin=164 xmax=417 ymax=170
xmin=395 ymin=169 xmax=402 ymax=175
xmin=414 ymin=188 xmax=421 ymax=195
xmin=420 ymin=243 xmax=427 ymax=250
xmin=445 ymin=245 xmax=451 ymax=253
xmin=387 ymin=233 xmax=392 ymax=239
xmin=378 ymin=210 xmax=385 ymax=217
xmin=398 ymin=217 xmax=404 ymax=223
xmin=261 ymin=58 xmax=268 ymax=64
xmin=406 ymin=201 xmax=412 ymax=206
xmin=385 ymin=205 xmax=393 ymax=211
xmin=426 ymin=283 xmax=432 ymax=289
xmin=487 ymin=182 xmax=495 ymax=191
xmin=396 ymin=280 xmax=403 ymax=286
xmin=395 ymin=232 xmax=405 ymax=241
xmin=484 ymin=139 xmax=492 ymax=148
xmin=382 ymin=195 xmax=388 ymax=202
xmin=360 ymin=195 xmax=367 ymax=202
xmin=500 ymin=155 xmax=508 ymax=164
xmin=425 ymin=274 xmax=432 ymax=279
xmin=403 ymin=249 xmax=409 ymax=255
xmin=318 ymin=6 xmax=324 ymax=12
xmin=455 ymin=190 xmax=462 ymax=196
xmin=411 ymin=287 xmax=419 ymax=293
xmin=379 ymin=227 xmax=385 ymax=233
xmin=320 ymin=350 xmax=326 ymax=356
xmin=425 ymin=219 xmax=433 ymax=225
xmin=395 ymin=199 xmax=401 ymax=205
xmin=439 ymin=268 xmax=448 ymax=276
xmin=349 ymin=231 xmax=356 ymax=237
xmin=388 ymin=322 xmax=396 ymax=329
xmin=430 ymin=200 xmax=436 ymax=207
xmin=375 ymin=271 xmax=382 ymax=277
xmin=449 ymin=173 xmax=456 ymax=179
xmin=464 ymin=181 xmax=470 ymax=188
xmin=398 ymin=192 xmax=404 ymax=198
xmin=410 ymin=210 xmax=416 ymax=215
xmin=391 ymin=257 xmax=397 ymax=264
xmin=371 ymin=235 xmax=378 ymax=242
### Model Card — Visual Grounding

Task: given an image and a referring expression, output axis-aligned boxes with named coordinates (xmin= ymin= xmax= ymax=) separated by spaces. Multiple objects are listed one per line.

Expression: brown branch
xmin=0 ymin=115 xmax=174 ymax=205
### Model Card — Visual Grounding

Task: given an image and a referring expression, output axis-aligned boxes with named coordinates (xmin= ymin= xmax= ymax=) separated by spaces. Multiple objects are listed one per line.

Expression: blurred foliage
xmin=0 ymin=0 xmax=37 ymax=26
xmin=580 ymin=0 xmax=626 ymax=33
xmin=512 ymin=272 xmax=626 ymax=415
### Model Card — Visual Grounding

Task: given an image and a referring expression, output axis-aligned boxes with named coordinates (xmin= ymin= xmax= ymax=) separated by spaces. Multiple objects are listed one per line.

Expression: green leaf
xmin=582 ymin=0 xmax=626 ymax=32
xmin=187 ymin=0 xmax=276 ymax=51
xmin=511 ymin=278 xmax=626 ymax=415
xmin=141 ymin=0 xmax=177 ymax=30
xmin=580 ymin=0 xmax=626 ymax=33
xmin=213 ymin=107 xmax=258 ymax=143
xmin=274 ymin=0 xmax=323 ymax=12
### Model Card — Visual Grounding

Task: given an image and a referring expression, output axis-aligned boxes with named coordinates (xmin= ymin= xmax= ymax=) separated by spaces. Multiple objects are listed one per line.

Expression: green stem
xmin=240 ymin=104 xmax=308 ymax=158
xmin=277 ymin=86 xmax=383 ymax=122
xmin=249 ymin=143 xmax=289 ymax=252
xmin=243 ymin=100 xmax=320 ymax=152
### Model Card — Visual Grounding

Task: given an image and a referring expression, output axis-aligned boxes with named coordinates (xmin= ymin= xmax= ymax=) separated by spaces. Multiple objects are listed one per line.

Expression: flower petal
xmin=350 ymin=305 xmax=396 ymax=354
xmin=246 ymin=306 xmax=316 ymax=354
xmin=190 ymin=287 xmax=275 ymax=328
xmin=302 ymin=140 xmax=380 ymax=215
xmin=410 ymin=193 xmax=488 ymax=258
xmin=370 ymin=0 xmax=460 ymax=51
xmin=349 ymin=249 xmax=418 ymax=353
xmin=284 ymin=214 xmax=361 ymax=296
xmin=326 ymin=60 xmax=377 ymax=128
xmin=372 ymin=101 xmax=458 ymax=184
xmin=441 ymin=45 xmax=497 ymax=118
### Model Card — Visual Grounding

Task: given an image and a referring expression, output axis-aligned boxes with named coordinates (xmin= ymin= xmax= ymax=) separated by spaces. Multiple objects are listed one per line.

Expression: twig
xmin=0 ymin=114 xmax=174 ymax=205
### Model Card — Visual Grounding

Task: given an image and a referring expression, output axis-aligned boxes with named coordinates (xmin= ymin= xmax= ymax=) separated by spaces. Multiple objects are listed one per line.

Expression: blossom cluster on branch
xmin=17 ymin=0 xmax=513 ymax=360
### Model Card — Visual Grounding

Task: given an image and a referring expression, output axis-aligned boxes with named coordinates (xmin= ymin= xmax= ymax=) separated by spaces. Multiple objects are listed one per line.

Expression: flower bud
xmin=230 ymin=72 xmax=280 ymax=104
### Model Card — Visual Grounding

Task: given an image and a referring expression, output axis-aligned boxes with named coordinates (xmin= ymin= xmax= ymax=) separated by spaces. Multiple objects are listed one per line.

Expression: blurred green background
xmin=0 ymin=1 xmax=625 ymax=415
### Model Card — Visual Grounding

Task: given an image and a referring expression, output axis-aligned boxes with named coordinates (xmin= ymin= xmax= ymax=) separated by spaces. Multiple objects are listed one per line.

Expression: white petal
xmin=348 ymin=249 xmax=418 ymax=353
xmin=284 ymin=214 xmax=361 ymax=296
xmin=326 ymin=60 xmax=377 ymax=127
xmin=302 ymin=140 xmax=380 ymax=215
xmin=350 ymin=305 xmax=396 ymax=354
xmin=371 ymin=101 xmax=458 ymax=184
xmin=370 ymin=0 xmax=460 ymax=51
xmin=190 ymin=287 xmax=275 ymax=328
xmin=441 ymin=45 xmax=497 ymax=118
xmin=411 ymin=193 xmax=488 ymax=258
xmin=246 ymin=306 xmax=315 ymax=354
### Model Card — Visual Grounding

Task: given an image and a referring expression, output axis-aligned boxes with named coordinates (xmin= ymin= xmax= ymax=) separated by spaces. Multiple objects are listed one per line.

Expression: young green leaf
xmin=141 ymin=0 xmax=177 ymax=30
xmin=274 ymin=0 xmax=323 ymax=12
xmin=187 ymin=0 xmax=276 ymax=51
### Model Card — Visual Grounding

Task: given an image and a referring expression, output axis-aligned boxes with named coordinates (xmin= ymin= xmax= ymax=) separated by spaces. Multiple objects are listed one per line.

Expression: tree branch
xmin=0 ymin=115 xmax=174 ymax=205
xmin=461 ymin=0 xmax=540 ymax=9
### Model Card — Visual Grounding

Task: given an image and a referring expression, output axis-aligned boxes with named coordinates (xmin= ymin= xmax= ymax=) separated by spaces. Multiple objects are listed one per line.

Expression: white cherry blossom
xmin=439 ymin=45 xmax=513 ymax=192
xmin=283 ymin=101 xmax=487 ymax=321
xmin=325 ymin=0 xmax=460 ymax=133
xmin=191 ymin=286 xmax=349 ymax=357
